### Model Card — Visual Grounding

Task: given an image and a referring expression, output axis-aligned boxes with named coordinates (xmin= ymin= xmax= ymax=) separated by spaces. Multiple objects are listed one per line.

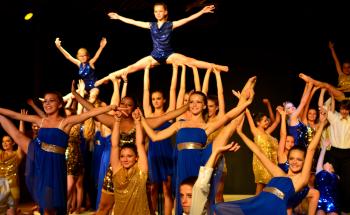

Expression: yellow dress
xmin=113 ymin=164 xmax=150 ymax=215
xmin=0 ymin=151 xmax=20 ymax=202
xmin=252 ymin=133 xmax=278 ymax=184
xmin=337 ymin=73 xmax=350 ymax=92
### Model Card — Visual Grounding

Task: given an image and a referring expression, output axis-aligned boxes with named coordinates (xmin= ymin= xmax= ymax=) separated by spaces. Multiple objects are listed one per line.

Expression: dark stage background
xmin=1 ymin=0 xmax=350 ymax=195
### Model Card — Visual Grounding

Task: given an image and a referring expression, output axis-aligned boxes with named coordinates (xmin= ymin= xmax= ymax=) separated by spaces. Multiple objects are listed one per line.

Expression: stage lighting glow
xmin=24 ymin=13 xmax=33 ymax=21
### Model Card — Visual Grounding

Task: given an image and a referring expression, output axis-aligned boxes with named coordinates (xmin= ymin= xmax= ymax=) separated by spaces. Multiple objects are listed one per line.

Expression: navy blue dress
xmin=175 ymin=127 xmax=211 ymax=215
xmin=214 ymin=177 xmax=295 ymax=215
xmin=150 ymin=21 xmax=174 ymax=63
xmin=148 ymin=121 xmax=174 ymax=183
xmin=95 ymin=132 xmax=111 ymax=209
xmin=25 ymin=128 xmax=68 ymax=213
xmin=278 ymin=161 xmax=310 ymax=208
xmin=315 ymin=170 xmax=340 ymax=213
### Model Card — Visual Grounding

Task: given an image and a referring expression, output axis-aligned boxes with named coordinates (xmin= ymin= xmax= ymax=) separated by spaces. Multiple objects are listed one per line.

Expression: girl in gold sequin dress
xmin=110 ymin=109 xmax=150 ymax=215
xmin=245 ymin=108 xmax=280 ymax=194
xmin=0 ymin=135 xmax=23 ymax=214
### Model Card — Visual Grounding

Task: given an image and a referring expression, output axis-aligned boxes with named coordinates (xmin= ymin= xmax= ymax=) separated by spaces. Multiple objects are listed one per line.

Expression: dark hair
xmin=339 ymin=100 xmax=350 ymax=111
xmin=287 ymin=145 xmax=307 ymax=159
xmin=120 ymin=143 xmax=138 ymax=156
xmin=207 ymin=95 xmax=218 ymax=106
xmin=122 ymin=96 xmax=137 ymax=111
xmin=43 ymin=91 xmax=66 ymax=117
xmin=253 ymin=112 xmax=267 ymax=125
xmin=180 ymin=176 xmax=197 ymax=187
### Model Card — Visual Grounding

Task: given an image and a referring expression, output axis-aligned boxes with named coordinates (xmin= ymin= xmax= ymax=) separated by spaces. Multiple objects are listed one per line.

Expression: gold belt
xmin=263 ymin=186 xmax=285 ymax=200
xmin=41 ymin=142 xmax=66 ymax=154
xmin=177 ymin=142 xmax=203 ymax=151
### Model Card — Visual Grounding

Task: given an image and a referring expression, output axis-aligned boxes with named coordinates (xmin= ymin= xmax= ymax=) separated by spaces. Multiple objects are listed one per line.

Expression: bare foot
xmin=299 ymin=73 xmax=312 ymax=82
xmin=214 ymin=64 xmax=229 ymax=72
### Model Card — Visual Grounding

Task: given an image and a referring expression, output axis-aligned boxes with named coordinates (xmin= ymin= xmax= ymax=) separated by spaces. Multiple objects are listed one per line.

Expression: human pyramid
xmin=0 ymin=2 xmax=349 ymax=215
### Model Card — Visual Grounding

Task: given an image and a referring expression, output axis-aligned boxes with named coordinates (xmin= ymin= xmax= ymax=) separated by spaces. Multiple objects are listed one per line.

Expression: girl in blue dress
xmin=143 ymin=64 xmax=178 ymax=215
xmin=141 ymin=76 xmax=256 ymax=215
xmin=95 ymin=2 xmax=228 ymax=87
xmin=0 ymin=90 xmax=118 ymax=215
xmin=315 ymin=139 xmax=340 ymax=214
xmin=277 ymin=108 xmax=319 ymax=215
xmin=214 ymin=102 xmax=328 ymax=215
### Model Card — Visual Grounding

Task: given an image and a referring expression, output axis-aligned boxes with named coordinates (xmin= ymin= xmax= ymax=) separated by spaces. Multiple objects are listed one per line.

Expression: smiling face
xmin=285 ymin=136 xmax=295 ymax=150
xmin=307 ymin=109 xmax=317 ymax=122
xmin=42 ymin=93 xmax=63 ymax=115
xmin=288 ymin=149 xmax=305 ymax=173
xmin=256 ymin=115 xmax=270 ymax=130
xmin=153 ymin=3 xmax=168 ymax=21
xmin=189 ymin=93 xmax=206 ymax=116
xmin=2 ymin=136 xmax=14 ymax=151
xmin=119 ymin=147 xmax=138 ymax=169
xmin=77 ymin=48 xmax=90 ymax=63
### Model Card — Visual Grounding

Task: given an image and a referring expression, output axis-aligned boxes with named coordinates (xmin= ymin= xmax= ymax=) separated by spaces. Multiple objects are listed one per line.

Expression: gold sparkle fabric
xmin=0 ymin=151 xmax=20 ymax=201
xmin=65 ymin=124 xmax=84 ymax=176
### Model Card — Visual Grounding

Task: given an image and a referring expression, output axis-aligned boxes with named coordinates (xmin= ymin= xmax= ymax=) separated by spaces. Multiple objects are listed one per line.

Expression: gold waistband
xmin=41 ymin=142 xmax=66 ymax=155
xmin=263 ymin=186 xmax=285 ymax=200
xmin=177 ymin=142 xmax=203 ymax=151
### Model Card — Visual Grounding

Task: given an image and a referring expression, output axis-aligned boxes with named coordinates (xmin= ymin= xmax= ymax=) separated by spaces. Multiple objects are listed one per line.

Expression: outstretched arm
xmin=201 ymin=68 xmax=211 ymax=95
xmin=173 ymin=5 xmax=215 ymax=29
xmin=192 ymin=66 xmax=201 ymax=91
xmin=301 ymin=86 xmax=320 ymax=125
xmin=0 ymin=108 xmax=41 ymax=125
xmin=265 ymin=106 xmax=281 ymax=134
xmin=108 ymin=12 xmax=150 ymax=29
xmin=55 ymin=38 xmax=80 ymax=67
xmin=328 ymin=41 xmax=343 ymax=76
xmin=89 ymin=37 xmax=107 ymax=65
xmin=214 ymin=69 xmax=226 ymax=117
xmin=176 ymin=64 xmax=187 ymax=108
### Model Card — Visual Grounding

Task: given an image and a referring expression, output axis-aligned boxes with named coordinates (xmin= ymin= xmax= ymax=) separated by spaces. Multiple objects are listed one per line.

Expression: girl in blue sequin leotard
xmin=95 ymin=3 xmax=229 ymax=87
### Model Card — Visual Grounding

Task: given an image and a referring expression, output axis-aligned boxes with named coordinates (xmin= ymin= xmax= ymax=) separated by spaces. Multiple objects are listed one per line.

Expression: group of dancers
xmin=1 ymin=2 xmax=350 ymax=215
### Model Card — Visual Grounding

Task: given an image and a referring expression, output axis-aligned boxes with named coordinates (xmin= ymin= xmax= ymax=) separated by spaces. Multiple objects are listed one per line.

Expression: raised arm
xmin=89 ymin=37 xmax=107 ymax=65
xmin=262 ymin=98 xmax=275 ymax=123
xmin=176 ymin=64 xmax=187 ymax=108
xmin=245 ymin=108 xmax=258 ymax=136
xmin=110 ymin=113 xmax=122 ymax=174
xmin=132 ymin=109 xmax=148 ymax=173
xmin=316 ymin=138 xmax=330 ymax=174
xmin=214 ymin=69 xmax=226 ymax=117
xmin=298 ymin=111 xmax=327 ymax=189
xmin=110 ymin=77 xmax=121 ymax=106
xmin=166 ymin=64 xmax=179 ymax=113
xmin=26 ymin=98 xmax=46 ymax=118
xmin=301 ymin=86 xmax=320 ymax=125
xmin=328 ymin=41 xmax=343 ymax=76
xmin=54 ymin=38 xmax=80 ymax=67
xmin=172 ymin=5 xmax=215 ymax=29
xmin=237 ymin=116 xmax=286 ymax=177
xmin=192 ymin=66 xmax=201 ymax=91
xmin=108 ymin=12 xmax=150 ymax=29
xmin=201 ymin=68 xmax=211 ymax=95
xmin=277 ymin=107 xmax=287 ymax=163
xmin=143 ymin=64 xmax=153 ymax=117
xmin=290 ymin=77 xmax=313 ymax=123
xmin=265 ymin=107 xmax=281 ymax=134
xmin=121 ymin=73 xmax=128 ymax=99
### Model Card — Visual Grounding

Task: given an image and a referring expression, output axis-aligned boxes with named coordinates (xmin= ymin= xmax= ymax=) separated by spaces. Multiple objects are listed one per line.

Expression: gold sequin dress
xmin=65 ymin=124 xmax=84 ymax=176
xmin=0 ymin=150 xmax=20 ymax=202
xmin=113 ymin=164 xmax=150 ymax=215
xmin=102 ymin=128 xmax=136 ymax=194
xmin=337 ymin=74 xmax=350 ymax=92
xmin=252 ymin=133 xmax=278 ymax=184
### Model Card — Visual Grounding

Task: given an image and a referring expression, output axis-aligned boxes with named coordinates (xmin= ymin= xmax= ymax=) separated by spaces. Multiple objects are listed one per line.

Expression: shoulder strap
xmin=58 ymin=119 xmax=65 ymax=129
xmin=39 ymin=118 xmax=45 ymax=127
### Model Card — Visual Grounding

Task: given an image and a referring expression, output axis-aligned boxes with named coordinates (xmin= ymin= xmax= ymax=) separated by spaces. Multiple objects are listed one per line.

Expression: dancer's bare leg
xmin=299 ymin=73 xmax=346 ymax=100
xmin=95 ymin=56 xmax=159 ymax=87
xmin=167 ymin=53 xmax=229 ymax=72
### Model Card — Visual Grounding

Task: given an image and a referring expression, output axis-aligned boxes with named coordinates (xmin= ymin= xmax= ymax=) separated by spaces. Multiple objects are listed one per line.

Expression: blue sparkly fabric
xmin=287 ymin=121 xmax=308 ymax=148
xmin=78 ymin=63 xmax=97 ymax=91
xmin=315 ymin=170 xmax=340 ymax=213
xmin=150 ymin=21 xmax=174 ymax=63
